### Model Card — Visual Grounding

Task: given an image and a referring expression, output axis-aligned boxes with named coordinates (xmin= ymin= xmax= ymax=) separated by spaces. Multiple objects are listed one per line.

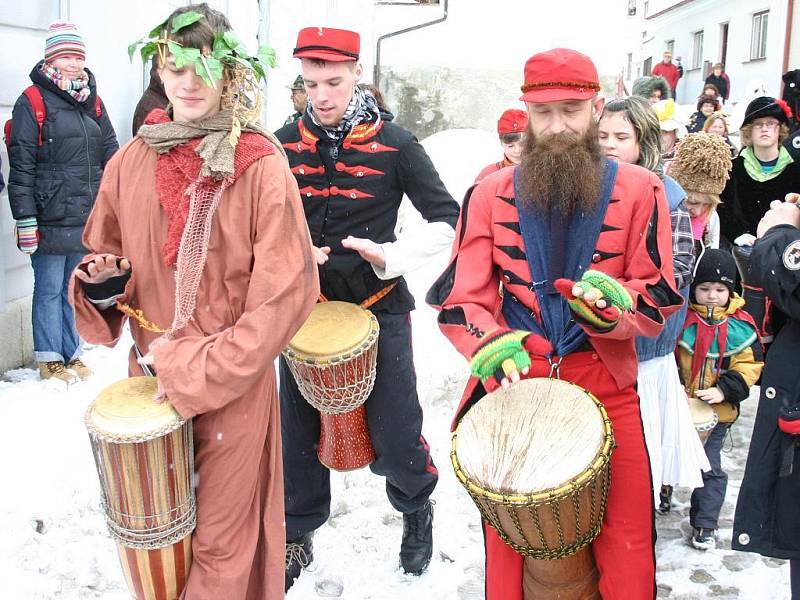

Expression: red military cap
xmin=497 ymin=109 xmax=528 ymax=135
xmin=293 ymin=27 xmax=360 ymax=62
xmin=520 ymin=48 xmax=601 ymax=103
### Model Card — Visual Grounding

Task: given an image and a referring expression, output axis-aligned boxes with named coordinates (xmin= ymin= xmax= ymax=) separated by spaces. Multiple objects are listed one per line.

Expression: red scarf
xmin=144 ymin=109 xmax=274 ymax=265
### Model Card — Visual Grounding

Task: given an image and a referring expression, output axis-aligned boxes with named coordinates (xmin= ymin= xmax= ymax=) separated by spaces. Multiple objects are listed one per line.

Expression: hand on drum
xmin=695 ymin=386 xmax=724 ymax=404
xmin=757 ymin=199 xmax=800 ymax=238
xmin=312 ymin=245 xmax=331 ymax=265
xmin=341 ymin=236 xmax=386 ymax=269
xmin=469 ymin=330 xmax=533 ymax=392
xmin=74 ymin=254 xmax=131 ymax=284
xmin=137 ymin=352 xmax=167 ymax=403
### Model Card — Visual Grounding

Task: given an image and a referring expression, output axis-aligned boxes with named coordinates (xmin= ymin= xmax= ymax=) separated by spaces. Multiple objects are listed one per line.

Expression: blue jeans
xmin=30 ymin=253 xmax=84 ymax=363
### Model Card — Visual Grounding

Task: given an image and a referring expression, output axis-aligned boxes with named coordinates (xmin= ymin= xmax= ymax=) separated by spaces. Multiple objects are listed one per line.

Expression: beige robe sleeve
xmin=151 ymin=155 xmax=319 ymax=419
xmin=68 ymin=149 xmax=136 ymax=346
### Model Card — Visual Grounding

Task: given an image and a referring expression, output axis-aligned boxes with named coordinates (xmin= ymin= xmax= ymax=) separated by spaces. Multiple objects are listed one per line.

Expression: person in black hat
xmin=733 ymin=199 xmax=800 ymax=599
xmin=676 ymin=249 xmax=763 ymax=551
xmin=719 ymin=96 xmax=800 ymax=248
xmin=284 ymin=74 xmax=307 ymax=125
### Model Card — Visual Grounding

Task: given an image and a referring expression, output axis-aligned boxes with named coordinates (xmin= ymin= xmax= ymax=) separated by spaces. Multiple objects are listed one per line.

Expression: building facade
xmin=624 ymin=0 xmax=792 ymax=106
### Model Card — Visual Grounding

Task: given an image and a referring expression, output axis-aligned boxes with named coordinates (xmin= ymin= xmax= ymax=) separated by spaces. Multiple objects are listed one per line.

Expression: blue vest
xmin=502 ymin=159 xmax=618 ymax=356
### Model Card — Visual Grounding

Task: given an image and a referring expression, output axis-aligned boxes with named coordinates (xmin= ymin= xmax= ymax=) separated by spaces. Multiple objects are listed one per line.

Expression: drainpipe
xmin=373 ymin=0 xmax=448 ymax=88
xmin=783 ymin=0 xmax=795 ymax=89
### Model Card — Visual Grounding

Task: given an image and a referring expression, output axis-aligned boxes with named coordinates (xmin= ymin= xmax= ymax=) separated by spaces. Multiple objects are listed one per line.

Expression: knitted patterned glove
xmin=15 ymin=218 xmax=39 ymax=255
xmin=555 ymin=270 xmax=633 ymax=331
xmin=470 ymin=330 xmax=532 ymax=392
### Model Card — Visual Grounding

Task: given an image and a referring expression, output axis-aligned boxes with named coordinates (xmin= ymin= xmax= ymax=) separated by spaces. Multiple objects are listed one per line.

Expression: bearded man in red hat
xmin=429 ymin=48 xmax=683 ymax=600
xmin=275 ymin=27 xmax=459 ymax=591
xmin=475 ymin=108 xmax=529 ymax=183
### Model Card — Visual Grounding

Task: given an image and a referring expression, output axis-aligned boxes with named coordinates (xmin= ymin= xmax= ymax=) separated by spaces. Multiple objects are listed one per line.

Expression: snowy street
xmin=0 ymin=269 xmax=791 ymax=600
xmin=0 ymin=130 xmax=790 ymax=599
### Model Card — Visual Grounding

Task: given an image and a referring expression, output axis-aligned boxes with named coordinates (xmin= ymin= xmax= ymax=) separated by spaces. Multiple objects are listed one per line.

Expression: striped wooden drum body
xmin=284 ymin=301 xmax=379 ymax=471
xmin=85 ymin=377 xmax=196 ymax=600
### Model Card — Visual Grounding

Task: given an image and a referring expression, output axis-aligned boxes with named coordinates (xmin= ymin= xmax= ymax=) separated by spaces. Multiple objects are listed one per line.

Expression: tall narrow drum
xmin=85 ymin=377 xmax=196 ymax=600
xmin=284 ymin=301 xmax=379 ymax=471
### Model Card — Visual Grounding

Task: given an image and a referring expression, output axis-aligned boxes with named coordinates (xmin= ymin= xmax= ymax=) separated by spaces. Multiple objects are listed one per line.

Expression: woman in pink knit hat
xmin=6 ymin=22 xmax=118 ymax=383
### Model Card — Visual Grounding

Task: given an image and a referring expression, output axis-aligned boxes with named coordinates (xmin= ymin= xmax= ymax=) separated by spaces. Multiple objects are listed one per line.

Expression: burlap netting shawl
xmin=137 ymin=109 xmax=289 ymax=341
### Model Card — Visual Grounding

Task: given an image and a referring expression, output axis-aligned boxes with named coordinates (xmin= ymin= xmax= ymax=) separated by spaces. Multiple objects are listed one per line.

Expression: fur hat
xmin=691 ymin=249 xmax=737 ymax=295
xmin=669 ymin=133 xmax=732 ymax=194
xmin=742 ymin=96 xmax=793 ymax=127
xmin=631 ymin=76 xmax=670 ymax=101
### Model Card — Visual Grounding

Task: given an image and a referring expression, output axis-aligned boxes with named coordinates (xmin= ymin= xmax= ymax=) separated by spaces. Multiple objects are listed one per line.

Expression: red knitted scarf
xmin=144 ymin=109 xmax=274 ymax=265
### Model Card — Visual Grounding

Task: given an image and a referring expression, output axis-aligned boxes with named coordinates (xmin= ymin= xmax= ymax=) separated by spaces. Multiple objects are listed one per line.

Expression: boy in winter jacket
xmin=676 ymin=249 xmax=764 ymax=550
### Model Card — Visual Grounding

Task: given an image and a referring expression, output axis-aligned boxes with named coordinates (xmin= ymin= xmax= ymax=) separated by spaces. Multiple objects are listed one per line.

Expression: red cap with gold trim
xmin=520 ymin=48 xmax=601 ymax=103
xmin=294 ymin=27 xmax=360 ymax=62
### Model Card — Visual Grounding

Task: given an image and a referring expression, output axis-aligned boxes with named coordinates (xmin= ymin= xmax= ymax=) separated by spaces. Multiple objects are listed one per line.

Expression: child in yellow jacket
xmin=677 ymin=249 xmax=764 ymax=550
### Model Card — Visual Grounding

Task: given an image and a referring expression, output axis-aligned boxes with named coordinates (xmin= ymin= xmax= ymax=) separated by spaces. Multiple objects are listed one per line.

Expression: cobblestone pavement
xmin=653 ymin=387 xmax=791 ymax=600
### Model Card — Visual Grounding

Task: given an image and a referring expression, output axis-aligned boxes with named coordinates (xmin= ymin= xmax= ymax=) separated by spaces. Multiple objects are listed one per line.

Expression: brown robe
xmin=69 ymin=137 xmax=319 ymax=599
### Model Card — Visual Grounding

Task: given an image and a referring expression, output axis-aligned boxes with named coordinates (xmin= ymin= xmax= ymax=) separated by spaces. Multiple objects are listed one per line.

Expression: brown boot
xmin=66 ymin=358 xmax=92 ymax=380
xmin=38 ymin=361 xmax=79 ymax=384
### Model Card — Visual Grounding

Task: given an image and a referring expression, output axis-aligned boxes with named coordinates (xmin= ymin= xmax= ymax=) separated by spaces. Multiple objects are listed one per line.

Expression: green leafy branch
xmin=127 ymin=11 xmax=277 ymax=88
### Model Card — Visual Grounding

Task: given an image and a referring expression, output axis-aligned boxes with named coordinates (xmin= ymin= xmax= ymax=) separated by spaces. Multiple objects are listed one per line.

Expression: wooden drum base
xmin=116 ymin=534 xmax=192 ymax=600
xmin=523 ymin=547 xmax=600 ymax=600
xmin=318 ymin=405 xmax=375 ymax=471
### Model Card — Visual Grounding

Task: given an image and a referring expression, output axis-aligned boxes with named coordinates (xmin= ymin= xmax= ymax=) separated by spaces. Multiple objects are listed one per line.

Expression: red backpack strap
xmin=22 ymin=86 xmax=46 ymax=146
xmin=95 ymin=96 xmax=102 ymax=118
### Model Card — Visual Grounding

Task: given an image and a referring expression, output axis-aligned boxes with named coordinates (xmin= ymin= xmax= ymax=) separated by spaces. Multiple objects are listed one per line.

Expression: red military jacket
xmin=428 ymin=163 xmax=683 ymax=424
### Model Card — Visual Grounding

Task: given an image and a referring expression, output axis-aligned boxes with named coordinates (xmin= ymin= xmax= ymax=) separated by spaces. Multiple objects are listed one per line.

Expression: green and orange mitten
xmin=554 ymin=270 xmax=633 ymax=332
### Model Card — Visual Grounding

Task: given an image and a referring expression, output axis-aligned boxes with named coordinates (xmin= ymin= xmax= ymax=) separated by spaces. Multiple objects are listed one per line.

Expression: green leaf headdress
xmin=128 ymin=10 xmax=278 ymax=145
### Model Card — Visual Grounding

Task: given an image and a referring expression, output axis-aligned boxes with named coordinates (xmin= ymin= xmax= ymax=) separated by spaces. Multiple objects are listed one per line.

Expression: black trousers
xmin=280 ymin=311 xmax=438 ymax=540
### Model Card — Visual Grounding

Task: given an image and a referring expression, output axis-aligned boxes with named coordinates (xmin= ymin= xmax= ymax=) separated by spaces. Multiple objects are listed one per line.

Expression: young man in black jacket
xmin=275 ymin=27 xmax=459 ymax=591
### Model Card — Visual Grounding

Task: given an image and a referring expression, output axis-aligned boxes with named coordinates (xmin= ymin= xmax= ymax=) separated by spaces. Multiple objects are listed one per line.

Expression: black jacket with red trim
xmin=275 ymin=112 xmax=458 ymax=312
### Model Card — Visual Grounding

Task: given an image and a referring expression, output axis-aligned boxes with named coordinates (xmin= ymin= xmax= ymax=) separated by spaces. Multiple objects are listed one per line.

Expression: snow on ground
xmin=0 ymin=128 xmax=790 ymax=599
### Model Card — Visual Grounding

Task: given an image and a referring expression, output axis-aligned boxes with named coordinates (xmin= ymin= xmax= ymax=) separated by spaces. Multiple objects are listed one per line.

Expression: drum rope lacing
xmin=87 ymin=414 xmax=198 ymax=550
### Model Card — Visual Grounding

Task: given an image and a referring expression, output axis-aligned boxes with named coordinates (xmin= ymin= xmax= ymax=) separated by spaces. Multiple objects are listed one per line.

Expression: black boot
xmin=658 ymin=485 xmax=673 ymax=514
xmin=285 ymin=532 xmax=314 ymax=592
xmin=400 ymin=501 xmax=434 ymax=575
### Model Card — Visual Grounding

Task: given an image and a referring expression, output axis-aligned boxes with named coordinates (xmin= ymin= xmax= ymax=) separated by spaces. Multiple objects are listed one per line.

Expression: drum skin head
xmin=88 ymin=377 xmax=183 ymax=439
xmin=455 ymin=378 xmax=608 ymax=495
xmin=688 ymin=395 xmax=718 ymax=430
xmin=289 ymin=301 xmax=373 ymax=359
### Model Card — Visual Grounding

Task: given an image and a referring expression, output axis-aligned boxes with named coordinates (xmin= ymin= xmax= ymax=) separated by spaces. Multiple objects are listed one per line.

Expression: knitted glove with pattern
xmin=470 ymin=330 xmax=533 ymax=392
xmin=15 ymin=217 xmax=39 ymax=255
xmin=555 ymin=270 xmax=633 ymax=331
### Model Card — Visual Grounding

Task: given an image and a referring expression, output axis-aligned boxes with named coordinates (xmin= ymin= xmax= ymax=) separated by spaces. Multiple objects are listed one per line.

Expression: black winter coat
xmin=733 ymin=224 xmax=800 ymax=559
xmin=7 ymin=61 xmax=119 ymax=254
xmin=275 ymin=112 xmax=458 ymax=313
xmin=718 ymin=154 xmax=800 ymax=246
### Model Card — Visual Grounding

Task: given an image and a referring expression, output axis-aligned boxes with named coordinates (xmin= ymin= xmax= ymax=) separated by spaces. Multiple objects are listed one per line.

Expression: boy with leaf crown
xmin=70 ymin=4 xmax=318 ymax=597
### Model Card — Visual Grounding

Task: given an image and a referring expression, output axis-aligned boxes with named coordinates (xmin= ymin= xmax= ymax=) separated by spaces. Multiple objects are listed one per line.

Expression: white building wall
xmin=0 ymin=0 xmax=283 ymax=372
xmin=641 ymin=0 xmax=788 ymax=105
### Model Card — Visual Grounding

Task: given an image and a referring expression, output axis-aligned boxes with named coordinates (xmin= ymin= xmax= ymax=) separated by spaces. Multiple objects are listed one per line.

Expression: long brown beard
xmin=517 ymin=122 xmax=604 ymax=215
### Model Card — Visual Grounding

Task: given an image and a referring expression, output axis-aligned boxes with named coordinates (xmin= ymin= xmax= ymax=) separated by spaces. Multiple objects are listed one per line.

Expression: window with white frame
xmin=692 ymin=30 xmax=704 ymax=69
xmin=666 ymin=39 xmax=675 ymax=54
xmin=751 ymin=11 xmax=769 ymax=59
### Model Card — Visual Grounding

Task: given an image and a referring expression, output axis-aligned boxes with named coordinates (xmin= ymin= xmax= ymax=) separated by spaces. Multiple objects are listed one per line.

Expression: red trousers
xmin=483 ymin=351 xmax=656 ymax=600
